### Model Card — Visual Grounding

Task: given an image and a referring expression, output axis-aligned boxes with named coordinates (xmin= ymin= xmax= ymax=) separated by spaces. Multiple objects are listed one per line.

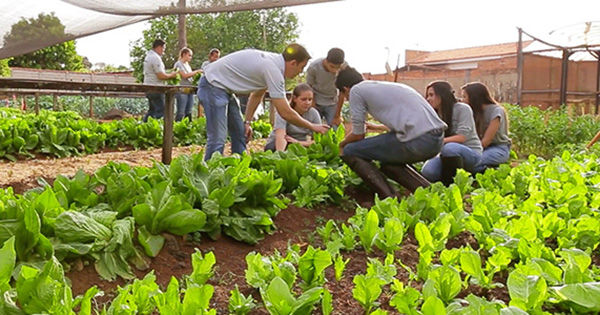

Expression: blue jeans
xmin=197 ymin=76 xmax=246 ymax=161
xmin=343 ymin=130 xmax=444 ymax=164
xmin=175 ymin=92 xmax=195 ymax=121
xmin=422 ymin=142 xmax=483 ymax=182
xmin=316 ymin=104 xmax=335 ymax=126
xmin=480 ymin=144 xmax=510 ymax=167
xmin=143 ymin=92 xmax=165 ymax=122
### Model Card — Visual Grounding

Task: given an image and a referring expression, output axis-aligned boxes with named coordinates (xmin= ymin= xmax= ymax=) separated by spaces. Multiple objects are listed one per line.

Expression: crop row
xmin=4 ymin=149 xmax=600 ymax=314
xmin=0 ymin=108 xmax=272 ymax=160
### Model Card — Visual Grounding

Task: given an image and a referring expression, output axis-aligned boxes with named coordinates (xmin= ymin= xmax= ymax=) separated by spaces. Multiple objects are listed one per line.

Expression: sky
xmin=76 ymin=0 xmax=600 ymax=74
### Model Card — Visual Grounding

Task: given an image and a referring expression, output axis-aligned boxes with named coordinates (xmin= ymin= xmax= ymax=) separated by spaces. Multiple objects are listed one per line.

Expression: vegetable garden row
xmin=0 ymin=108 xmax=272 ymax=160
xmin=3 ymin=104 xmax=600 ymax=314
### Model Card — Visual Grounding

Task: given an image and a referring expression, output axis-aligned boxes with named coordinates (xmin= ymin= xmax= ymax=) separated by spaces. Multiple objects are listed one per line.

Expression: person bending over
xmin=198 ymin=43 xmax=329 ymax=161
xmin=336 ymin=67 xmax=446 ymax=198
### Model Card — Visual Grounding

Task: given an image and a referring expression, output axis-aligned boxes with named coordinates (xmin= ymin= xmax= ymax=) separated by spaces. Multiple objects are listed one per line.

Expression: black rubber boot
xmin=341 ymin=155 xmax=399 ymax=199
xmin=441 ymin=156 xmax=464 ymax=186
xmin=380 ymin=164 xmax=431 ymax=193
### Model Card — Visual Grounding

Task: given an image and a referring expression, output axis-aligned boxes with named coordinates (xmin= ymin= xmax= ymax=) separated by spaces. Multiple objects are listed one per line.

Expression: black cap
xmin=326 ymin=48 xmax=345 ymax=65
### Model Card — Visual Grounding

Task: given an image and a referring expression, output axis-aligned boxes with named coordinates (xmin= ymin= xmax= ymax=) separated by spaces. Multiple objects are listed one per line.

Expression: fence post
xmin=162 ymin=91 xmax=175 ymax=164
xmin=35 ymin=92 xmax=39 ymax=115
xmin=89 ymin=96 xmax=94 ymax=118
xmin=53 ymin=94 xmax=58 ymax=111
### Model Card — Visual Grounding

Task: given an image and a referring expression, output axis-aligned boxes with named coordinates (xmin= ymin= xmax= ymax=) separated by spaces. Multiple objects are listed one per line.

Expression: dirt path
xmin=0 ymin=139 xmax=266 ymax=193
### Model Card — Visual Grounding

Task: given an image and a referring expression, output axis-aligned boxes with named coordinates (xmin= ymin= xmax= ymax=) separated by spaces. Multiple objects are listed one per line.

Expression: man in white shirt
xmin=198 ymin=43 xmax=329 ymax=161
xmin=142 ymin=39 xmax=177 ymax=122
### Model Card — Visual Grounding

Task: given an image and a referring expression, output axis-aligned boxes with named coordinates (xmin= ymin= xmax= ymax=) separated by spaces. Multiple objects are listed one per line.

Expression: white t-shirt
xmin=204 ymin=49 xmax=286 ymax=98
xmin=143 ymin=49 xmax=166 ymax=85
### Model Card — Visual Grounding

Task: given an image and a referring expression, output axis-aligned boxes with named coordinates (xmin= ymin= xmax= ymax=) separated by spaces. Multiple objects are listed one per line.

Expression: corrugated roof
xmin=407 ymin=41 xmax=533 ymax=65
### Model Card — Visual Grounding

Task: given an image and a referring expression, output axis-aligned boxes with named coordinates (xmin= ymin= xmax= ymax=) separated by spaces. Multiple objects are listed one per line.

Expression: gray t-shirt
xmin=483 ymin=104 xmax=511 ymax=145
xmin=143 ymin=49 xmax=166 ymax=85
xmin=306 ymin=58 xmax=338 ymax=106
xmin=204 ymin=49 xmax=286 ymax=98
xmin=265 ymin=107 xmax=322 ymax=147
xmin=173 ymin=60 xmax=193 ymax=86
xmin=450 ymin=102 xmax=483 ymax=154
xmin=201 ymin=60 xmax=210 ymax=70
xmin=349 ymin=81 xmax=447 ymax=142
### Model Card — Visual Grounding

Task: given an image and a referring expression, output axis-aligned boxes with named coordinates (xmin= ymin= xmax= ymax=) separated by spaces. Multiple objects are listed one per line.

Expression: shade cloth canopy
xmin=0 ymin=0 xmax=338 ymax=59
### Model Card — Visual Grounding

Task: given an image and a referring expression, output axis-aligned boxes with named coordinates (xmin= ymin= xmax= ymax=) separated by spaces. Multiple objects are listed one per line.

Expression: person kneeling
xmin=264 ymin=84 xmax=322 ymax=151
xmin=336 ymin=67 xmax=447 ymax=198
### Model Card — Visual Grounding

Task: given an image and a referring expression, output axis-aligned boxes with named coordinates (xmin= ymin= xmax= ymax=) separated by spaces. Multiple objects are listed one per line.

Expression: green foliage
xmin=352 ymin=274 xmax=385 ymax=314
xmin=131 ymin=8 xmax=300 ymax=82
xmin=0 ymin=58 xmax=11 ymax=77
xmin=260 ymin=276 xmax=323 ymax=315
xmin=229 ymin=285 xmax=257 ymax=315
xmin=4 ymin=13 xmax=84 ymax=71
xmin=507 ymin=103 xmax=600 ymax=158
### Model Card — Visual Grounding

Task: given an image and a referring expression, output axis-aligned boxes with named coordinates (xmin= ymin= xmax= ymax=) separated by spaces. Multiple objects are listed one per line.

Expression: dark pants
xmin=143 ymin=92 xmax=165 ymax=122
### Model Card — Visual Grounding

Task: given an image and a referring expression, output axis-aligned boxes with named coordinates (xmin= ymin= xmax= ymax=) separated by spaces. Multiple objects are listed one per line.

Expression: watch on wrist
xmin=244 ymin=120 xmax=252 ymax=125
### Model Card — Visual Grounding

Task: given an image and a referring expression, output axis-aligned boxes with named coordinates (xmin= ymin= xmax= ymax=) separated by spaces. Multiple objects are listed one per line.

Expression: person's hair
xmin=335 ymin=67 xmax=364 ymax=91
xmin=426 ymin=80 xmax=457 ymax=137
xmin=282 ymin=43 xmax=311 ymax=63
xmin=152 ymin=39 xmax=166 ymax=49
xmin=209 ymin=48 xmax=220 ymax=56
xmin=461 ymin=82 xmax=501 ymax=137
xmin=179 ymin=47 xmax=192 ymax=58
xmin=289 ymin=83 xmax=313 ymax=110
xmin=326 ymin=48 xmax=345 ymax=65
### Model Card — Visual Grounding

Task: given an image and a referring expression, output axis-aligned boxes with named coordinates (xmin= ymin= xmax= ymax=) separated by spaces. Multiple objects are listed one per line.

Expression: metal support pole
xmin=162 ymin=92 xmax=175 ymax=164
xmin=559 ymin=49 xmax=571 ymax=106
xmin=516 ymin=27 xmax=524 ymax=105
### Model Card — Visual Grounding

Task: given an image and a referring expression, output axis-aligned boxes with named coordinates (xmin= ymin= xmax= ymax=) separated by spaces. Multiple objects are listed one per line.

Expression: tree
xmin=0 ymin=59 xmax=10 ymax=77
xmin=130 ymin=8 xmax=300 ymax=82
xmin=4 ymin=13 xmax=85 ymax=71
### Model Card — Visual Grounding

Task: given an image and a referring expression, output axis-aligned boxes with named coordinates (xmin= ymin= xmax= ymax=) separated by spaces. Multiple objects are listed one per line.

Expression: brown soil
xmin=66 ymin=186 xmax=378 ymax=314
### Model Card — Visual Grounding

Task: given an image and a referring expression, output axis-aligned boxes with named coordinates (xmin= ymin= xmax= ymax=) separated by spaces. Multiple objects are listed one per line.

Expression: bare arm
xmin=481 ymin=117 xmax=501 ymax=148
xmin=339 ymin=133 xmax=365 ymax=155
xmin=156 ymin=71 xmax=177 ymax=80
xmin=332 ymin=96 xmax=345 ymax=126
xmin=178 ymin=69 xmax=201 ymax=79
xmin=444 ymin=134 xmax=466 ymax=144
xmin=274 ymin=128 xmax=287 ymax=151
xmin=271 ymin=98 xmax=328 ymax=134
xmin=366 ymin=122 xmax=390 ymax=133
xmin=244 ymin=89 xmax=267 ymax=122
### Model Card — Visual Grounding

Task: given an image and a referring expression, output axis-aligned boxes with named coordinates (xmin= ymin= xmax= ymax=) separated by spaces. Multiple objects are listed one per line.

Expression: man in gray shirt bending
xmin=198 ymin=43 xmax=329 ymax=161
xmin=336 ymin=67 xmax=447 ymax=197
xmin=142 ymin=39 xmax=178 ymax=122
xmin=306 ymin=48 xmax=346 ymax=126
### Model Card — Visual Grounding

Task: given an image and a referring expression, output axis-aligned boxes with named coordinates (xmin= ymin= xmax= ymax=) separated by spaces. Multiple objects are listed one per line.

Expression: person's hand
xmin=244 ymin=123 xmax=253 ymax=143
xmin=331 ymin=116 xmax=343 ymax=127
xmin=311 ymin=123 xmax=330 ymax=134
xmin=339 ymin=143 xmax=344 ymax=156
xmin=284 ymin=135 xmax=298 ymax=143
